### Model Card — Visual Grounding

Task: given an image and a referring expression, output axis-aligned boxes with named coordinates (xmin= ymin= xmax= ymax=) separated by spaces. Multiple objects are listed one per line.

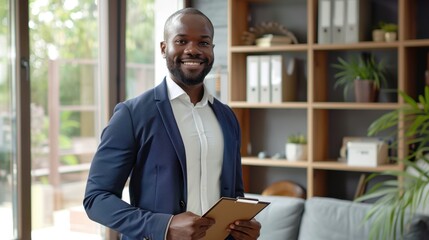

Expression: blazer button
xmin=180 ymin=200 xmax=185 ymax=208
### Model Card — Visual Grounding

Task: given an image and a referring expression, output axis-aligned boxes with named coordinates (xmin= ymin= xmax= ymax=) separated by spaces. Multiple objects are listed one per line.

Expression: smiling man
xmin=84 ymin=7 xmax=261 ymax=240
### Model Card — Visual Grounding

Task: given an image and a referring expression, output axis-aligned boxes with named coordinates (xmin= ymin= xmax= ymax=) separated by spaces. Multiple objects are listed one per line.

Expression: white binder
xmin=246 ymin=55 xmax=260 ymax=103
xmin=332 ymin=0 xmax=346 ymax=43
xmin=345 ymin=0 xmax=370 ymax=43
xmin=318 ymin=0 xmax=332 ymax=44
xmin=270 ymin=55 xmax=284 ymax=103
xmin=259 ymin=55 xmax=271 ymax=103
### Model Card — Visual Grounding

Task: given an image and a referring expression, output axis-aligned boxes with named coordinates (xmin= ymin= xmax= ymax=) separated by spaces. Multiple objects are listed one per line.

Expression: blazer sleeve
xmin=83 ymin=102 xmax=171 ymax=240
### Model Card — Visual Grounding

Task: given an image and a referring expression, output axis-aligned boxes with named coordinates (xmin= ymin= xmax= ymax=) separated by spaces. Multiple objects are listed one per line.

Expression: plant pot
xmin=285 ymin=143 xmax=307 ymax=161
xmin=378 ymin=88 xmax=397 ymax=103
xmin=354 ymin=79 xmax=378 ymax=102
xmin=385 ymin=32 xmax=397 ymax=42
xmin=372 ymin=29 xmax=385 ymax=42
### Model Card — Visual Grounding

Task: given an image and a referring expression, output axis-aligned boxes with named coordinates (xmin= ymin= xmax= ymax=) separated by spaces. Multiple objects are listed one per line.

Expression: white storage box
xmin=347 ymin=141 xmax=388 ymax=167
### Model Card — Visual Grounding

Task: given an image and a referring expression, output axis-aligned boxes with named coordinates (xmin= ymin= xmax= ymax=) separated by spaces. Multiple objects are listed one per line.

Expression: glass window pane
xmin=126 ymin=0 xmax=155 ymax=99
xmin=0 ymin=0 xmax=17 ymax=238
xmin=29 ymin=0 xmax=104 ymax=239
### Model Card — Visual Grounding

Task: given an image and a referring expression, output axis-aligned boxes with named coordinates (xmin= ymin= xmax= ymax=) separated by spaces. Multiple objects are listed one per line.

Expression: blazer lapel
xmin=153 ymin=79 xmax=188 ymax=189
xmin=210 ymin=100 xmax=236 ymax=197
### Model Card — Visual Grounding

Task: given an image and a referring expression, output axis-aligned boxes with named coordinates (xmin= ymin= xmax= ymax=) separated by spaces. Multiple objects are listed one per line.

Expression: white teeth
xmin=183 ymin=62 xmax=200 ymax=65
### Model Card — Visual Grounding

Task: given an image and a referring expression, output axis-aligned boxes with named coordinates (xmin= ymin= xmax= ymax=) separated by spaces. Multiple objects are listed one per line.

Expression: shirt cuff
xmin=164 ymin=215 xmax=174 ymax=240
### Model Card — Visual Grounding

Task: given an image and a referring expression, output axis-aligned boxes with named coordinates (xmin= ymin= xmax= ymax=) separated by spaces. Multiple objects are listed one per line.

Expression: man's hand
xmin=167 ymin=211 xmax=215 ymax=240
xmin=227 ymin=218 xmax=261 ymax=240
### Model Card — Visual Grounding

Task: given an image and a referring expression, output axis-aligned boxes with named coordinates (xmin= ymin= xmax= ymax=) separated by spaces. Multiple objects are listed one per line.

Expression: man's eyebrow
xmin=201 ymin=35 xmax=212 ymax=40
xmin=174 ymin=34 xmax=212 ymax=40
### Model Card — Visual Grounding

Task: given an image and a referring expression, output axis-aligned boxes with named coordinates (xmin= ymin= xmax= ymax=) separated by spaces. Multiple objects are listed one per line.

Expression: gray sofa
xmin=245 ymin=193 xmax=429 ymax=240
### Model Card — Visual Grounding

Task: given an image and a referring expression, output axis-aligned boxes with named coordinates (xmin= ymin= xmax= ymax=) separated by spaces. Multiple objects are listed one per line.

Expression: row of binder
xmin=246 ymin=55 xmax=298 ymax=103
xmin=318 ymin=0 xmax=370 ymax=44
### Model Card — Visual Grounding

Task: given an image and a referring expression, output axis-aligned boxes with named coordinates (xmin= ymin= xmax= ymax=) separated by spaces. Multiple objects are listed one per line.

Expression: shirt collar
xmin=166 ymin=76 xmax=214 ymax=105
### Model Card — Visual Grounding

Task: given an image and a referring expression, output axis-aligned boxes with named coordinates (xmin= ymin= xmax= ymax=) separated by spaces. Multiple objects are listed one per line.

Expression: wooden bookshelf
xmin=228 ymin=0 xmax=429 ymax=199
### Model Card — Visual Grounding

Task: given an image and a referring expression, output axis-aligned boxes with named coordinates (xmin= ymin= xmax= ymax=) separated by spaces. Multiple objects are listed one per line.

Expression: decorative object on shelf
xmin=372 ymin=29 xmax=385 ymax=42
xmin=255 ymin=34 xmax=292 ymax=47
xmin=332 ymin=54 xmax=387 ymax=102
xmin=257 ymin=151 xmax=268 ymax=159
xmin=381 ymin=22 xmax=398 ymax=42
xmin=339 ymin=136 xmax=384 ymax=162
xmin=356 ymin=86 xmax=429 ymax=239
xmin=346 ymin=140 xmax=388 ymax=167
xmin=372 ymin=22 xmax=398 ymax=42
xmin=272 ymin=152 xmax=285 ymax=160
xmin=241 ymin=21 xmax=298 ymax=46
xmin=372 ymin=21 xmax=386 ymax=42
xmin=378 ymin=88 xmax=397 ymax=103
xmin=285 ymin=133 xmax=307 ymax=161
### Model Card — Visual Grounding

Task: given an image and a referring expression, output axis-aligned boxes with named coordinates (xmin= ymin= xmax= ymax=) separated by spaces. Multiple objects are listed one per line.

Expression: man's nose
xmin=184 ymin=42 xmax=201 ymax=55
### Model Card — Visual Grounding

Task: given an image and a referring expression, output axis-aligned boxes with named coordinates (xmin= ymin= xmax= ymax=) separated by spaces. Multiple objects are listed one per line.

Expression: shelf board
xmin=312 ymin=102 xmax=399 ymax=110
xmin=313 ymin=41 xmax=399 ymax=50
xmin=312 ymin=160 xmax=401 ymax=172
xmin=403 ymin=39 xmax=429 ymax=47
xmin=229 ymin=102 xmax=399 ymax=110
xmin=230 ymin=40 xmax=429 ymax=52
xmin=242 ymin=157 xmax=309 ymax=168
xmin=229 ymin=101 xmax=308 ymax=109
xmin=230 ymin=44 xmax=308 ymax=53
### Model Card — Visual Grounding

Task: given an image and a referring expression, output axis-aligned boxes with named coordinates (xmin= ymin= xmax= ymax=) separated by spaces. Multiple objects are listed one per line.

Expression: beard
xmin=167 ymin=57 xmax=213 ymax=86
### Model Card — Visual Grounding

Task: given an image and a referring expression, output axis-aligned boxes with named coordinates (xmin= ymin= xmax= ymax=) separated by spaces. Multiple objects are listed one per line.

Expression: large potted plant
xmin=332 ymin=55 xmax=387 ymax=102
xmin=356 ymin=86 xmax=429 ymax=239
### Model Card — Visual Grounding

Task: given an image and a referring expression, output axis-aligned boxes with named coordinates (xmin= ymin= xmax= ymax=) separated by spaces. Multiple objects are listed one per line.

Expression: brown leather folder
xmin=202 ymin=197 xmax=270 ymax=240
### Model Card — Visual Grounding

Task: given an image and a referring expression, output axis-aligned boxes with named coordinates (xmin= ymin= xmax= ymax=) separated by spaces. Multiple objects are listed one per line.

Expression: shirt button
xmin=180 ymin=200 xmax=185 ymax=208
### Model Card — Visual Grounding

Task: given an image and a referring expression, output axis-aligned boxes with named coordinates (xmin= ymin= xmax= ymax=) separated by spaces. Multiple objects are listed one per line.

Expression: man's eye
xmin=200 ymin=42 xmax=211 ymax=47
xmin=175 ymin=39 xmax=186 ymax=45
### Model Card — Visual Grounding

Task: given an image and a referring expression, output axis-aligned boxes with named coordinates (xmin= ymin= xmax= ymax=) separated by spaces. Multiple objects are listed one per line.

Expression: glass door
xmin=0 ymin=0 xmax=17 ymax=238
xmin=29 ymin=0 xmax=105 ymax=239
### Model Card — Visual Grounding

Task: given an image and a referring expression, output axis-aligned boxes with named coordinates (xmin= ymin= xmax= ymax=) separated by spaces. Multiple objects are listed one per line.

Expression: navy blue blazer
xmin=83 ymin=79 xmax=244 ymax=240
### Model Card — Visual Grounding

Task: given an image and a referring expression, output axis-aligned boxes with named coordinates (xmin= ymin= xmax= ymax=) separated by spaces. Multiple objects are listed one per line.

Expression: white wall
xmin=154 ymin=0 xmax=184 ymax=85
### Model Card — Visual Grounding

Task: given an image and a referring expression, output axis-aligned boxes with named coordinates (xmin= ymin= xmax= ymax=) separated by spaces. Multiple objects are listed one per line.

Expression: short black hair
xmin=163 ymin=7 xmax=214 ymax=39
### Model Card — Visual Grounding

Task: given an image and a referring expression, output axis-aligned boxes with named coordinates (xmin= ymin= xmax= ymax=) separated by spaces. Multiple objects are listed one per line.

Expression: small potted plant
xmin=372 ymin=22 xmax=385 ymax=42
xmin=381 ymin=23 xmax=398 ymax=42
xmin=332 ymin=54 xmax=387 ymax=102
xmin=286 ymin=133 xmax=307 ymax=161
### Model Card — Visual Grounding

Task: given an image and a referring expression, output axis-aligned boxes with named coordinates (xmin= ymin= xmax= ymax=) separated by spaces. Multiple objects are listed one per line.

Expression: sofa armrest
xmin=245 ymin=193 xmax=305 ymax=240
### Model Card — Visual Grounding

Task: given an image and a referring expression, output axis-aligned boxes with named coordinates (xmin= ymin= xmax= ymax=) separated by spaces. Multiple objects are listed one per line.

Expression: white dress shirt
xmin=166 ymin=77 xmax=224 ymax=215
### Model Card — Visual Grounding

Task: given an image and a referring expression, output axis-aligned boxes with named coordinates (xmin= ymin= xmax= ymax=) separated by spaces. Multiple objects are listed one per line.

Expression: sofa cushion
xmin=298 ymin=197 xmax=373 ymax=240
xmin=404 ymin=214 xmax=429 ymax=240
xmin=245 ymin=193 xmax=305 ymax=240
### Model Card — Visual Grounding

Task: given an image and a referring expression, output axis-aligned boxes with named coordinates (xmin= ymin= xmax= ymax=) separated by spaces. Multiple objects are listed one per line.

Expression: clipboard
xmin=202 ymin=197 xmax=270 ymax=240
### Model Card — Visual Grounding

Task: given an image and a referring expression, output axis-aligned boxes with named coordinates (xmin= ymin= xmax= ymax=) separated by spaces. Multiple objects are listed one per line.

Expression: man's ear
xmin=160 ymin=41 xmax=166 ymax=58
